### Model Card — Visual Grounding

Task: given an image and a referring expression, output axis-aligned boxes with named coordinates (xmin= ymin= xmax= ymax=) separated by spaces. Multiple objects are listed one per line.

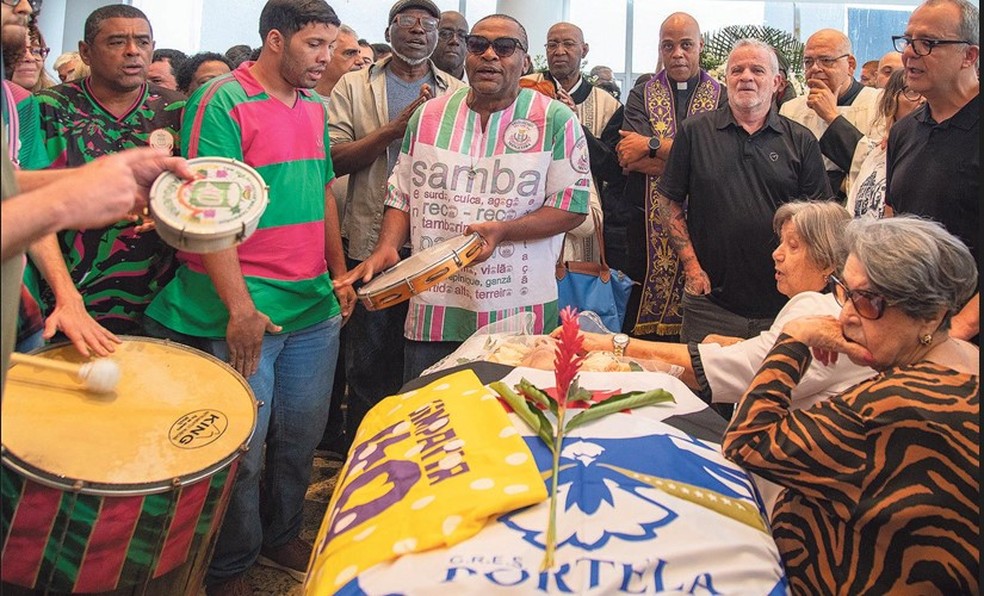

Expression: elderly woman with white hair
xmin=723 ymin=215 xmax=979 ymax=594
xmin=573 ymin=200 xmax=875 ymax=410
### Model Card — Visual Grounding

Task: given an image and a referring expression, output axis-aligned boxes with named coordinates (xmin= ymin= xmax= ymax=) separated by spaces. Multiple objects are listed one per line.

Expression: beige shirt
xmin=326 ymin=57 xmax=467 ymax=261
xmin=1 ymin=134 xmax=24 ymax=397
xmin=522 ymin=74 xmax=620 ymax=263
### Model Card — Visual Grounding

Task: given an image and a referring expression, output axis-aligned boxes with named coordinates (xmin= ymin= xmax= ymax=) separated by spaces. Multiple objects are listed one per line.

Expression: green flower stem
xmin=541 ymin=404 xmax=566 ymax=571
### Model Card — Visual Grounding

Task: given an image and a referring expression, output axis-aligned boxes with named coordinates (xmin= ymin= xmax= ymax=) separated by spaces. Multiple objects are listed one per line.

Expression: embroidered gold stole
xmin=634 ymin=70 xmax=722 ymax=336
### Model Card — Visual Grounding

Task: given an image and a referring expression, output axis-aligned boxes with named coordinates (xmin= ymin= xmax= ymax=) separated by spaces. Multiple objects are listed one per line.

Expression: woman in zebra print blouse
xmin=723 ymin=215 xmax=979 ymax=595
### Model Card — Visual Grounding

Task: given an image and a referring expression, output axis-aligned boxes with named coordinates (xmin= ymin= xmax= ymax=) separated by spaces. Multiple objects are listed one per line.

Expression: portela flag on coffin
xmin=305 ymin=370 xmax=548 ymax=593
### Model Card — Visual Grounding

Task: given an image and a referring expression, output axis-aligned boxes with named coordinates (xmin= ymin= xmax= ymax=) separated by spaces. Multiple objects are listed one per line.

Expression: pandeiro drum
xmin=1 ymin=338 xmax=257 ymax=594
xmin=150 ymin=157 xmax=268 ymax=254
xmin=357 ymin=233 xmax=483 ymax=310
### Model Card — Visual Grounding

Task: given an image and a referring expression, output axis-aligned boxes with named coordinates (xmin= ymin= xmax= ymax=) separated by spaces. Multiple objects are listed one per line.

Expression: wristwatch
xmin=647 ymin=136 xmax=661 ymax=159
xmin=612 ymin=333 xmax=630 ymax=358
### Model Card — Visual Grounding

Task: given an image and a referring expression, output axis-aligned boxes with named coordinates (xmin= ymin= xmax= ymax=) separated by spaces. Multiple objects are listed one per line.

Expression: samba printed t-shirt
xmin=146 ymin=63 xmax=340 ymax=338
xmin=386 ymin=88 xmax=591 ymax=342
xmin=36 ymin=81 xmax=184 ymax=333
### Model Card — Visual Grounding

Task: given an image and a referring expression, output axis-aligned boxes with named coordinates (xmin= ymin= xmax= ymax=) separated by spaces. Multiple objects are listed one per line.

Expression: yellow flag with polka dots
xmin=305 ymin=370 xmax=548 ymax=593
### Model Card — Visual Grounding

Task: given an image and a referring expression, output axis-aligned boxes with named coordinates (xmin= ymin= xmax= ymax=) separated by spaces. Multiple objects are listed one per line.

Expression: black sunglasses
xmin=829 ymin=274 xmax=896 ymax=320
xmin=465 ymin=35 xmax=526 ymax=58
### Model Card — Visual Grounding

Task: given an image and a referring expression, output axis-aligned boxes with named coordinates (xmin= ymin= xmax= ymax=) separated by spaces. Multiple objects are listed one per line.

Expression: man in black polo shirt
xmin=886 ymin=0 xmax=979 ymax=342
xmin=656 ymin=38 xmax=831 ymax=344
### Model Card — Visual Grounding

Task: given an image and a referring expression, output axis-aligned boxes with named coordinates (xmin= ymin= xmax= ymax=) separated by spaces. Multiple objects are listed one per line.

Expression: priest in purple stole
xmin=617 ymin=13 xmax=725 ymax=339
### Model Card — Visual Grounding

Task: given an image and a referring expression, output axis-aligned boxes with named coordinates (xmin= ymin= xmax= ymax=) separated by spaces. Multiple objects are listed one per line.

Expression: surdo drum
xmin=356 ymin=233 xmax=484 ymax=311
xmin=150 ymin=157 xmax=268 ymax=254
xmin=1 ymin=338 xmax=257 ymax=594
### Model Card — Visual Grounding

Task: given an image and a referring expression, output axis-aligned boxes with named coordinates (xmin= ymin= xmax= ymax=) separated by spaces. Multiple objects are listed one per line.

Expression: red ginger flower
xmin=553 ymin=306 xmax=585 ymax=407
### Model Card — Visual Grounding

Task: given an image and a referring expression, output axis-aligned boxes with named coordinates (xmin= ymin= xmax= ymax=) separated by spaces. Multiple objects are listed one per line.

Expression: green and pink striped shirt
xmin=385 ymin=88 xmax=590 ymax=341
xmin=146 ymin=63 xmax=340 ymax=337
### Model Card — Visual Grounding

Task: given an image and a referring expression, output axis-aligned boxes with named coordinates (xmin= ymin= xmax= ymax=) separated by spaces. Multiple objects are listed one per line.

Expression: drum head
xmin=359 ymin=233 xmax=483 ymax=306
xmin=1 ymin=338 xmax=257 ymax=495
xmin=150 ymin=157 xmax=268 ymax=249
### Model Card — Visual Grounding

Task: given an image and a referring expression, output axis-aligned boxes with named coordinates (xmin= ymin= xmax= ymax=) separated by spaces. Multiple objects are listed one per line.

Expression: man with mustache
xmin=31 ymin=5 xmax=185 ymax=355
xmin=656 ymin=39 xmax=830 ymax=357
xmin=145 ymin=0 xmax=354 ymax=592
xmin=326 ymin=0 xmax=465 ymax=449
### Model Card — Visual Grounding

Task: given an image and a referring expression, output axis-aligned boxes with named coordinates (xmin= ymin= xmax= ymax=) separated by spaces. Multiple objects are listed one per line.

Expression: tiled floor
xmin=240 ymin=451 xmax=344 ymax=595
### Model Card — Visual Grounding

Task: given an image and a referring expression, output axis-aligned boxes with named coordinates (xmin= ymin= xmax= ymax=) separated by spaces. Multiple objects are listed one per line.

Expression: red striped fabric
xmin=73 ymin=495 xmax=144 ymax=592
xmin=153 ymin=480 xmax=211 ymax=578
xmin=1 ymin=482 xmax=62 ymax=588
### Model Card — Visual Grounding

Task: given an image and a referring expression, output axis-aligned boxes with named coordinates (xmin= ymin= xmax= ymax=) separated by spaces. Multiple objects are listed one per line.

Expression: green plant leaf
xmin=700 ymin=24 xmax=805 ymax=77
xmin=490 ymin=382 xmax=541 ymax=432
xmin=530 ymin=406 xmax=557 ymax=453
xmin=565 ymin=389 xmax=676 ymax=432
xmin=490 ymin=381 xmax=556 ymax=452
xmin=566 ymin=378 xmax=593 ymax=405
xmin=518 ymin=378 xmax=556 ymax=416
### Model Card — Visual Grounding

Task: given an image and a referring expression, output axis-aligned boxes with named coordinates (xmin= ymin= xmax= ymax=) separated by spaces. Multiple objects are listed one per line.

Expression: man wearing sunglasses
xmin=886 ymin=0 xmax=979 ymax=343
xmin=326 ymin=0 xmax=466 ymax=450
xmin=780 ymin=29 xmax=881 ymax=202
xmin=337 ymin=14 xmax=590 ymax=380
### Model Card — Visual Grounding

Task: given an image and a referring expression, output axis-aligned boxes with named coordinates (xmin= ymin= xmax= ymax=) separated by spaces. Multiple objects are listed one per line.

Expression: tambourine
xmin=357 ymin=233 xmax=484 ymax=311
xmin=150 ymin=157 xmax=268 ymax=254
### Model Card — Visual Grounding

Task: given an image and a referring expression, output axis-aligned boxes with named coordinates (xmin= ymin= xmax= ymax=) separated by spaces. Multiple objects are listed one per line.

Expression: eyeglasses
xmin=892 ymin=36 xmax=973 ymax=56
xmin=544 ymin=40 xmax=580 ymax=52
xmin=28 ymin=46 xmax=50 ymax=60
xmin=829 ymin=274 xmax=897 ymax=320
xmin=392 ymin=14 xmax=439 ymax=32
xmin=437 ymin=28 xmax=467 ymax=42
xmin=802 ymin=54 xmax=850 ymax=69
xmin=465 ymin=35 xmax=525 ymax=58
xmin=0 ymin=0 xmax=41 ymax=8
xmin=898 ymin=86 xmax=922 ymax=102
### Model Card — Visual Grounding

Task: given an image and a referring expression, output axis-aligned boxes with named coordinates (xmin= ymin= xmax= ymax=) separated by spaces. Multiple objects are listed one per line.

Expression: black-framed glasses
xmin=437 ymin=28 xmax=467 ymax=42
xmin=392 ymin=14 xmax=439 ymax=32
xmin=829 ymin=274 xmax=896 ymax=320
xmin=465 ymin=35 xmax=525 ymax=58
xmin=802 ymin=53 xmax=850 ymax=69
xmin=892 ymin=35 xmax=973 ymax=56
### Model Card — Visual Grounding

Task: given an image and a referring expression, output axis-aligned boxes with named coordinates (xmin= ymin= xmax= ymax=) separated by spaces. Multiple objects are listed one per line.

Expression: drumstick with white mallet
xmin=9 ymin=353 xmax=121 ymax=393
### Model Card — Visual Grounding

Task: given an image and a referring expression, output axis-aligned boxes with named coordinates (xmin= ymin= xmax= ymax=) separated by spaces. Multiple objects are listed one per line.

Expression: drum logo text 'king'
xmin=169 ymin=409 xmax=229 ymax=448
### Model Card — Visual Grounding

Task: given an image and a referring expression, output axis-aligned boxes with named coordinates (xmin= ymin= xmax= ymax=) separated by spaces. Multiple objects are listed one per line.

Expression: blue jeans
xmin=206 ymin=316 xmax=341 ymax=582
xmin=15 ymin=330 xmax=44 ymax=353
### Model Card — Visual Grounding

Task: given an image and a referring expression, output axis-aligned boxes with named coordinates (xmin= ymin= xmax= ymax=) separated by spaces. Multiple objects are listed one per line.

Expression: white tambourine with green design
xmin=150 ymin=157 xmax=268 ymax=254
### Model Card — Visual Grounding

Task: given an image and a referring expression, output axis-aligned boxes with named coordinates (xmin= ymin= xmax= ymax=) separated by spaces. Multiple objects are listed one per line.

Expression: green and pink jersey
xmin=36 ymin=81 xmax=184 ymax=334
xmin=146 ymin=63 xmax=340 ymax=337
xmin=385 ymin=88 xmax=591 ymax=341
